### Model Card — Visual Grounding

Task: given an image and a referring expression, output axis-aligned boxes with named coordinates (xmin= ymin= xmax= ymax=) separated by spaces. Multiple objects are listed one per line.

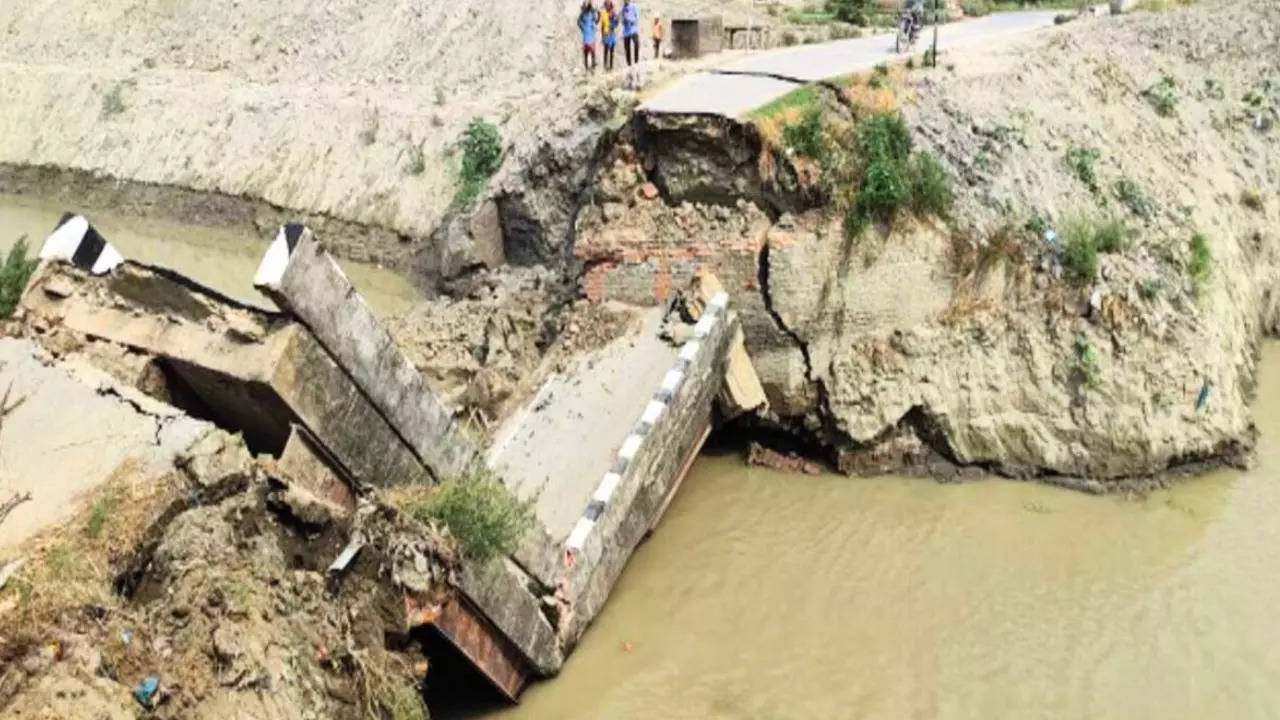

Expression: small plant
xmin=961 ymin=0 xmax=990 ymax=15
xmin=1062 ymin=225 xmax=1099 ymax=281
xmin=905 ymin=57 xmax=916 ymax=70
xmin=873 ymin=63 xmax=889 ymax=76
xmin=454 ymin=118 xmax=503 ymax=207
xmin=923 ymin=47 xmax=938 ymax=66
xmin=1188 ymin=232 xmax=1211 ymax=295
xmin=85 ymin=488 xmax=124 ymax=540
xmin=434 ymin=87 xmax=447 ymax=106
xmin=1075 ymin=338 xmax=1102 ymax=391
xmin=1064 ymin=147 xmax=1101 ymax=193
xmin=100 ymin=84 xmax=126 ymax=118
xmin=1113 ymin=178 xmax=1153 ymax=220
xmin=1053 ymin=13 xmax=1074 ymax=24
xmin=783 ymin=106 xmax=825 ymax=158
xmin=1143 ymin=75 xmax=1179 ymax=117
xmin=1138 ymin=278 xmax=1161 ymax=300
xmin=412 ymin=468 xmax=535 ymax=564
xmin=1093 ymin=217 xmax=1129 ymax=253
xmin=358 ymin=106 xmax=380 ymax=146
xmin=0 ymin=238 xmax=38 ymax=319
xmin=402 ymin=140 xmax=426 ymax=176
xmin=1025 ymin=214 xmax=1049 ymax=238
xmin=908 ymin=152 xmax=953 ymax=217
xmin=782 ymin=30 xmax=799 ymax=46
xmin=1241 ymin=188 xmax=1264 ymax=212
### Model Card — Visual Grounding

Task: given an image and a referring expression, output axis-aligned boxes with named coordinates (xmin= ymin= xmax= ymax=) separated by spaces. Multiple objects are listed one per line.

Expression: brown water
xmin=491 ymin=346 xmax=1280 ymax=720
xmin=0 ymin=194 xmax=419 ymax=316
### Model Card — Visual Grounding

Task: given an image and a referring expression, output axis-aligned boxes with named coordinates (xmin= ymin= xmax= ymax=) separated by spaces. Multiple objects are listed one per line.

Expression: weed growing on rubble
xmin=413 ymin=466 xmax=534 ymax=564
xmin=833 ymin=111 xmax=954 ymax=237
xmin=100 ymin=84 xmax=126 ymax=119
xmin=1061 ymin=215 xmax=1128 ymax=281
xmin=1241 ymin=188 xmax=1264 ymax=212
xmin=1064 ymin=146 xmax=1100 ymax=193
xmin=1113 ymin=178 xmax=1154 ymax=220
xmin=1189 ymin=232 xmax=1212 ymax=296
xmin=1143 ymin=75 xmax=1179 ymax=117
xmin=454 ymin=118 xmax=503 ymax=208
xmin=1075 ymin=339 xmax=1102 ymax=391
xmin=0 ymin=238 xmax=38 ymax=318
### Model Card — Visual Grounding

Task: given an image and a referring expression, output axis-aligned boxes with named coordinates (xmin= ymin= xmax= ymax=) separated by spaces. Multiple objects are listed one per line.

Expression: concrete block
xmin=21 ymin=262 xmax=431 ymax=489
xmin=254 ymin=225 xmax=478 ymax=482
xmin=460 ymin=559 xmax=564 ymax=675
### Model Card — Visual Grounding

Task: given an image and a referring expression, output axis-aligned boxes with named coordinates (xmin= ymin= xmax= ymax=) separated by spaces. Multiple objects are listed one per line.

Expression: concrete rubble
xmin=2 ymin=214 xmax=767 ymax=713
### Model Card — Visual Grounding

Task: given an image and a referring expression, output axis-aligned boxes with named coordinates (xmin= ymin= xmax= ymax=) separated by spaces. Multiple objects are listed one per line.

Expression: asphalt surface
xmin=642 ymin=11 xmax=1062 ymax=117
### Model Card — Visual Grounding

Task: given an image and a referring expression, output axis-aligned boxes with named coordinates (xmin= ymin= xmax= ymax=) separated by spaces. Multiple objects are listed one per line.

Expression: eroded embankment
xmin=574 ymin=0 xmax=1280 ymax=490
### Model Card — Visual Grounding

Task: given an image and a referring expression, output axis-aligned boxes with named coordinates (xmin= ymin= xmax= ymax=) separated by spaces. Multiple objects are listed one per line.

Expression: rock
xmin=640 ymin=182 xmax=660 ymax=200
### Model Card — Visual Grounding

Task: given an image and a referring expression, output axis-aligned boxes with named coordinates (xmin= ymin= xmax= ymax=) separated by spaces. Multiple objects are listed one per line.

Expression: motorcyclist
xmin=903 ymin=0 xmax=924 ymax=36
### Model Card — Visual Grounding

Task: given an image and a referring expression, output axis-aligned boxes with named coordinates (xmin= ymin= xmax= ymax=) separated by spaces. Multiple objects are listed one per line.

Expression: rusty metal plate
xmin=431 ymin=598 xmax=529 ymax=701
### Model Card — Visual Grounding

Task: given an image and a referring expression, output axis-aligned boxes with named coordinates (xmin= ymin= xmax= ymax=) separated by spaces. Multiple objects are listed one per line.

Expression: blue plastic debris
xmin=1196 ymin=380 xmax=1211 ymax=412
xmin=121 ymin=629 xmax=132 ymax=647
xmin=134 ymin=676 xmax=159 ymax=707
xmin=1044 ymin=229 xmax=1058 ymax=246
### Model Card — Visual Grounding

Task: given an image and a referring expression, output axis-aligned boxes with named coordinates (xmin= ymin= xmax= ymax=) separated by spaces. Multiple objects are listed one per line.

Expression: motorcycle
xmin=895 ymin=10 xmax=922 ymax=54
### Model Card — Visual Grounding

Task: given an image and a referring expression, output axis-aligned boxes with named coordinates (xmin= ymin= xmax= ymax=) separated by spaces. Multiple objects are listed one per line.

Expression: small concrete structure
xmin=671 ymin=17 xmax=724 ymax=59
xmin=254 ymin=225 xmax=478 ymax=483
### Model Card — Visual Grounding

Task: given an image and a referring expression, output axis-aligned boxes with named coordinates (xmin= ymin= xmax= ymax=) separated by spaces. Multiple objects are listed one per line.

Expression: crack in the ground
xmin=755 ymin=241 xmax=849 ymax=450
xmin=95 ymin=386 xmax=178 ymax=447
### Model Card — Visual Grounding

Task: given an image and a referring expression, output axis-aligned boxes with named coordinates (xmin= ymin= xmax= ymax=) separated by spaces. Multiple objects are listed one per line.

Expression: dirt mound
xmin=1 ymin=437 xmax=455 ymax=720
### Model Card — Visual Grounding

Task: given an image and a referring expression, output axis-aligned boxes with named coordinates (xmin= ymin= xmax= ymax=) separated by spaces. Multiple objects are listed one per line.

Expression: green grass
xmin=1075 ymin=338 xmax=1102 ymax=391
xmin=0 ymin=238 xmax=38 ymax=319
xmin=1093 ymin=217 xmax=1129 ymax=253
xmin=961 ymin=0 xmax=991 ymax=16
xmin=1064 ymin=147 xmax=1101 ymax=193
xmin=412 ymin=467 xmax=535 ymax=564
xmin=454 ymin=118 xmax=503 ymax=208
xmin=1143 ymin=75 xmax=1179 ymax=117
xmin=1113 ymin=178 xmax=1154 ymax=220
xmin=1188 ymin=232 xmax=1211 ymax=295
xmin=1060 ymin=215 xmax=1127 ymax=281
xmin=908 ymin=152 xmax=954 ymax=217
xmin=837 ymin=111 xmax=954 ymax=237
xmin=746 ymin=85 xmax=823 ymax=123
xmin=783 ymin=106 xmax=826 ymax=158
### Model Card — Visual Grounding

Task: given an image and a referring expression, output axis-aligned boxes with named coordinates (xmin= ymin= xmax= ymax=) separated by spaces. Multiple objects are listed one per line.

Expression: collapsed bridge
xmin=14 ymin=212 xmax=765 ymax=701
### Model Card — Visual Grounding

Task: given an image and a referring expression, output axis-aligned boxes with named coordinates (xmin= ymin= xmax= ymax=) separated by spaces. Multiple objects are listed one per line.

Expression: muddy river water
xmin=486 ymin=346 xmax=1280 ymax=720
xmin=7 ymin=194 xmax=1280 ymax=719
xmin=0 ymin=194 xmax=419 ymax=316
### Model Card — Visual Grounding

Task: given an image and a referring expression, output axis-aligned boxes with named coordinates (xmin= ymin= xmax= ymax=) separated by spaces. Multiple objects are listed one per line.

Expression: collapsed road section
xmin=7 ymin=212 xmax=766 ymax=707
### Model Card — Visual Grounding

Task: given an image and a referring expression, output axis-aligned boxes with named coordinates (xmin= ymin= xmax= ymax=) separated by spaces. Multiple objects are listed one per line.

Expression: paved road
xmin=488 ymin=307 xmax=678 ymax=540
xmin=642 ymin=11 xmax=1062 ymax=117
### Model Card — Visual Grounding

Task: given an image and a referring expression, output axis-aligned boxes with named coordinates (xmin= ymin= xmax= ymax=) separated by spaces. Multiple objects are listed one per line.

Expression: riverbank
xmin=578 ymin=0 xmax=1280 ymax=485
xmin=479 ymin=341 xmax=1280 ymax=720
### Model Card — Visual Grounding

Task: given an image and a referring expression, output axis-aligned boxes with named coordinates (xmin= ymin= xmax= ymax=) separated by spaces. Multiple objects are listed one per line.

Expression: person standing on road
xmin=652 ymin=14 xmax=663 ymax=59
xmin=578 ymin=2 xmax=599 ymax=72
xmin=621 ymin=0 xmax=641 ymax=66
xmin=601 ymin=0 xmax=619 ymax=71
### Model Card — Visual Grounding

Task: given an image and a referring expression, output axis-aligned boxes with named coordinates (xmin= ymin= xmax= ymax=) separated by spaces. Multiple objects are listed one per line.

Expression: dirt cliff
xmin=576 ymin=0 xmax=1280 ymax=487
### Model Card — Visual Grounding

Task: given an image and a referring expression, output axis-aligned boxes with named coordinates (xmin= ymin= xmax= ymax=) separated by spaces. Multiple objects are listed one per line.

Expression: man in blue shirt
xmin=578 ymin=2 xmax=599 ymax=72
xmin=621 ymin=0 xmax=640 ymax=66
